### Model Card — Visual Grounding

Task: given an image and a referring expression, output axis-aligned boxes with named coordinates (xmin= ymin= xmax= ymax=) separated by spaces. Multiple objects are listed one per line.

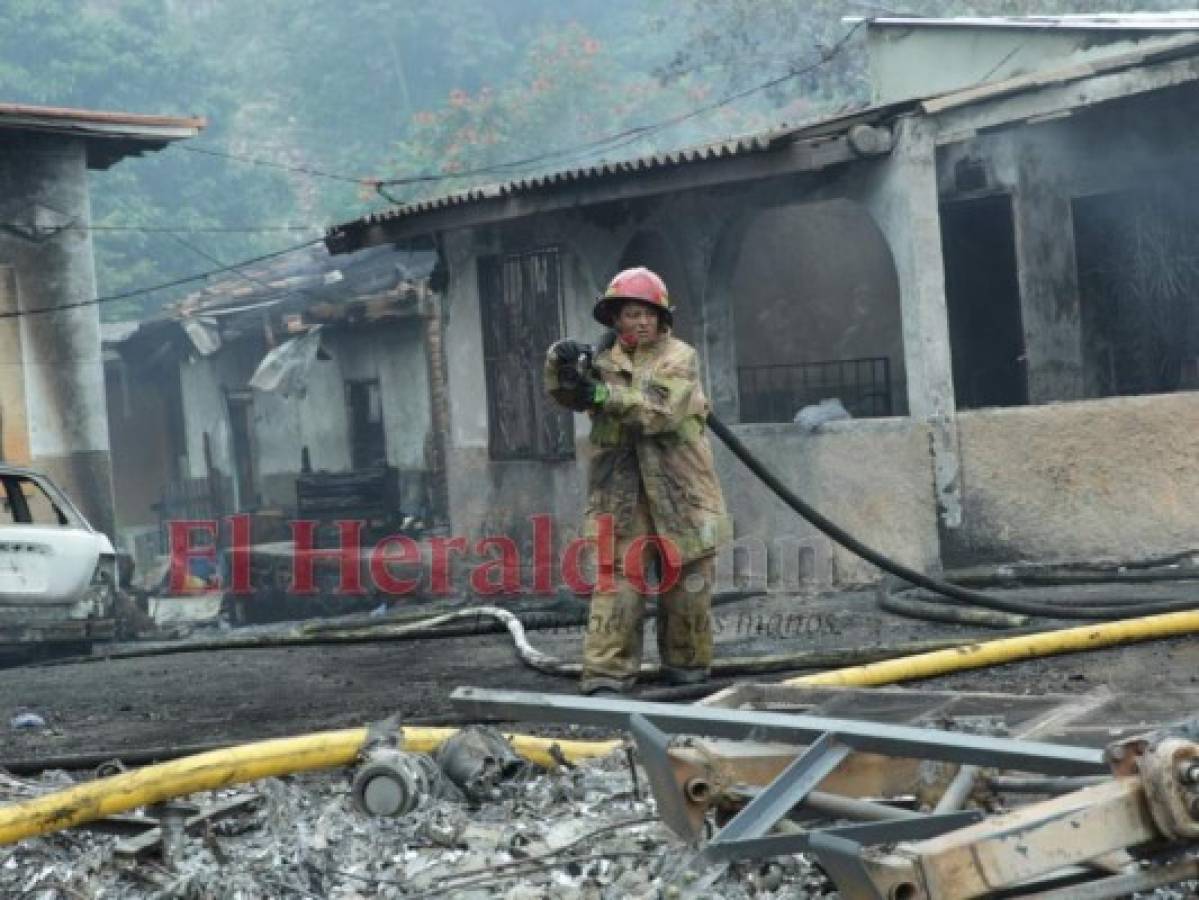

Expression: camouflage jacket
xmin=544 ymin=333 xmax=731 ymax=562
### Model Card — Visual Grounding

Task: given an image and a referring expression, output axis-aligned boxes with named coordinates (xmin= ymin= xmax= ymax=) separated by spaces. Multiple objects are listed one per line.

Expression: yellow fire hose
xmin=4 ymin=608 xmax=1198 ymax=845
xmin=783 ymin=608 xmax=1199 ymax=688
xmin=0 ymin=726 xmax=618 ymax=846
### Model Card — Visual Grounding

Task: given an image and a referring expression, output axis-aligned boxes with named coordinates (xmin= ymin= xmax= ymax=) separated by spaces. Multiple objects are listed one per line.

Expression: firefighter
xmin=544 ymin=267 xmax=731 ymax=695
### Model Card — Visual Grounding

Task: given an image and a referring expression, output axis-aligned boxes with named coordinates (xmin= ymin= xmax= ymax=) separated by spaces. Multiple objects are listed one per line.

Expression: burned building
xmin=105 ymin=243 xmax=441 ymax=573
xmin=316 ymin=17 xmax=1199 ymax=589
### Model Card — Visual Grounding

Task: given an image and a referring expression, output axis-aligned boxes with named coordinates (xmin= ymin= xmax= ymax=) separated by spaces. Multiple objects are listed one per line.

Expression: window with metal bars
xmin=737 ymin=357 xmax=893 ymax=424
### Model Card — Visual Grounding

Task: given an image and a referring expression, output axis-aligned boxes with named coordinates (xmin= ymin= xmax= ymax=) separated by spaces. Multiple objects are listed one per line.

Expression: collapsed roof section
xmin=107 ymin=242 xmax=439 ymax=362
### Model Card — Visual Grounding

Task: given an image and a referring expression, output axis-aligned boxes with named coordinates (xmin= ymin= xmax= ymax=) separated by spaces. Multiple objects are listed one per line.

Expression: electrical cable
xmin=176 ymin=22 xmax=867 ymax=199
xmin=85 ymin=224 xmax=318 ymax=234
xmin=1 ymin=25 xmax=868 ymax=319
xmin=375 ymin=19 xmax=868 ymax=189
xmin=177 ymin=143 xmax=365 ymax=184
xmin=0 ymin=237 xmax=323 ymax=319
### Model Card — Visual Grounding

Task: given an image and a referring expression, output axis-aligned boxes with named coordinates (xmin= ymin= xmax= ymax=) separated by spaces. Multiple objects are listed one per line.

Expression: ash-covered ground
xmin=0 ymin=752 xmax=830 ymax=899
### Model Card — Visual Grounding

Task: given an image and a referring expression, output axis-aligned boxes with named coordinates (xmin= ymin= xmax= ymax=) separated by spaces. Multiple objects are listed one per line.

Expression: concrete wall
xmin=0 ymin=135 xmax=115 ymax=535
xmin=945 ymin=391 xmax=1199 ymax=566
xmin=180 ymin=339 xmax=258 ymax=486
xmin=867 ymin=26 xmax=1178 ymax=105
xmin=440 ymin=223 xmax=613 ymax=579
xmin=436 ymin=173 xmax=941 ymax=590
xmin=716 ymin=418 xmax=941 ymax=587
xmin=431 ymin=90 xmax=1199 ymax=588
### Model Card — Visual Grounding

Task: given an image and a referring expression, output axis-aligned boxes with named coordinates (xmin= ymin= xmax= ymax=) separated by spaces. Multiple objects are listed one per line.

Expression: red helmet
xmin=593 ymin=266 xmax=674 ymax=328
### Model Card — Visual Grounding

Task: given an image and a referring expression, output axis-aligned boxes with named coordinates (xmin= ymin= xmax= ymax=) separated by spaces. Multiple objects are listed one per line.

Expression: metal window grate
xmin=737 ymin=357 xmax=892 ymax=424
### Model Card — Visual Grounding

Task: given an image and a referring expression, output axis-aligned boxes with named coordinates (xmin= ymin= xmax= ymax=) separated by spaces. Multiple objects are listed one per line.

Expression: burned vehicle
xmin=0 ymin=466 xmax=116 ymax=649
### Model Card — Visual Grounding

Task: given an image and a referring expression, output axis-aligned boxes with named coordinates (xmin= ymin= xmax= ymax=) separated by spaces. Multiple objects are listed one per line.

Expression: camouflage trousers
xmin=581 ymin=488 xmax=714 ymax=691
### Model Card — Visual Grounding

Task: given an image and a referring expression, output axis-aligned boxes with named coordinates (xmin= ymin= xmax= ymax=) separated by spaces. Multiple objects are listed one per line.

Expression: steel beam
xmin=703 ymin=812 xmax=981 ymax=864
xmin=629 ymin=713 xmax=706 ymax=845
xmin=710 ymin=732 xmax=849 ymax=847
xmin=451 ymin=688 xmax=1107 ymax=775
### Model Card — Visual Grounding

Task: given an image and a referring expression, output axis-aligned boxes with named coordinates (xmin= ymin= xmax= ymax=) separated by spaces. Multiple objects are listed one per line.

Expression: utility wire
xmin=1 ymin=24 xmax=866 ymax=320
xmin=0 ymin=237 xmax=323 ymax=320
xmin=86 ymin=224 xmax=319 ymax=234
xmin=370 ymin=23 xmax=864 ymax=204
xmin=164 ymin=231 xmax=290 ymax=297
xmin=181 ymin=21 xmax=867 ymax=197
xmin=177 ymin=143 xmax=366 ymax=184
xmin=369 ymin=21 xmax=865 ymax=205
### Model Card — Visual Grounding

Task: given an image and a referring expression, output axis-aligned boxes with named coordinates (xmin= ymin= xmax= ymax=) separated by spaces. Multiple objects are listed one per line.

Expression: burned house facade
xmin=109 ymin=18 xmax=1199 ymax=592
xmin=320 ymin=19 xmax=1199 ymax=590
xmin=105 ymin=244 xmax=441 ymax=574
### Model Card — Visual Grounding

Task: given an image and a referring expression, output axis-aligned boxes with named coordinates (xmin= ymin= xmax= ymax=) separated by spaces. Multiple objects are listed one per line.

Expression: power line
xmin=0 ymin=237 xmax=323 ymax=320
xmin=177 ymin=143 xmax=366 ymax=184
xmin=376 ymin=19 xmax=868 ymax=188
xmin=86 ymin=224 xmax=320 ymax=234
xmin=180 ymin=21 xmax=867 ymax=199
xmin=0 ymin=24 xmax=867 ymax=322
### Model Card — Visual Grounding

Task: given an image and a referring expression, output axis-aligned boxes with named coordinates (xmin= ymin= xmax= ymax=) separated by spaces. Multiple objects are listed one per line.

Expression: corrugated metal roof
xmin=356 ymin=127 xmax=788 ymax=224
xmin=327 ymin=106 xmax=901 ymax=244
xmin=856 ymin=13 xmax=1199 ymax=31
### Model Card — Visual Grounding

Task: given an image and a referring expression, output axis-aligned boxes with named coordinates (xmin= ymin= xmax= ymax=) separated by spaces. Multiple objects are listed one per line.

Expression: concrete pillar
xmin=858 ymin=116 xmax=961 ymax=527
xmin=1013 ymin=160 xmax=1085 ymax=403
xmin=697 ymin=212 xmax=747 ymax=422
xmin=0 ymin=135 xmax=116 ymax=536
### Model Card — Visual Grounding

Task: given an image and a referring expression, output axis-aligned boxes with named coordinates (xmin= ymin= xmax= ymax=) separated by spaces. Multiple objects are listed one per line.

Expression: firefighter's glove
xmin=572 ymin=380 xmax=609 ymax=408
xmin=550 ymin=339 xmax=590 ymax=367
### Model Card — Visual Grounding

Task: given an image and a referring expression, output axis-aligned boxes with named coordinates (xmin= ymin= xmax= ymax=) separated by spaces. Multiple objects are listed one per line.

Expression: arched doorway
xmin=726 ymin=199 xmax=906 ymax=422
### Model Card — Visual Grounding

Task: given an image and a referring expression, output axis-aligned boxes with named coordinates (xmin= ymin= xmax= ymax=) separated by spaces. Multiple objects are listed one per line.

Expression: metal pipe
xmin=934 ymin=764 xmax=980 ymax=814
xmin=986 ymin=774 xmax=1109 ymax=795
xmin=733 ymin=785 xmax=921 ymax=822
xmin=801 ymin=790 xmax=922 ymax=822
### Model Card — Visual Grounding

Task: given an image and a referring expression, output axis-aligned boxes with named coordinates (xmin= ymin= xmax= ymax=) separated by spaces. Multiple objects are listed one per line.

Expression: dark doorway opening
xmin=225 ymin=390 xmax=257 ymax=511
xmin=940 ymin=195 xmax=1028 ymax=409
xmin=346 ymin=378 xmax=387 ymax=469
xmin=1074 ymin=186 xmax=1199 ymax=398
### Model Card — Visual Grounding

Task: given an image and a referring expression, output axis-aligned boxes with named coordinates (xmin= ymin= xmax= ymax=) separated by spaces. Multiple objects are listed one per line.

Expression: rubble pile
xmin=0 ymin=746 xmax=832 ymax=899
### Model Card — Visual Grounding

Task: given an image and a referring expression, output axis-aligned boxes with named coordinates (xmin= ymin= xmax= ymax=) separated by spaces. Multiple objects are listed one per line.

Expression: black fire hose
xmin=705 ymin=414 xmax=1199 ymax=622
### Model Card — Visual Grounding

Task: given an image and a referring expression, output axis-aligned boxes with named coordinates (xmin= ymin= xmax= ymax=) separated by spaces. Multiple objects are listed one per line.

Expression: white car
xmin=0 ymin=466 xmax=116 ymax=647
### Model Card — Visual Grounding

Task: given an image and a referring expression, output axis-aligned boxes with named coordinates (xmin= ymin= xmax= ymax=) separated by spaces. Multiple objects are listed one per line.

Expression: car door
xmin=0 ymin=472 xmax=106 ymax=606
